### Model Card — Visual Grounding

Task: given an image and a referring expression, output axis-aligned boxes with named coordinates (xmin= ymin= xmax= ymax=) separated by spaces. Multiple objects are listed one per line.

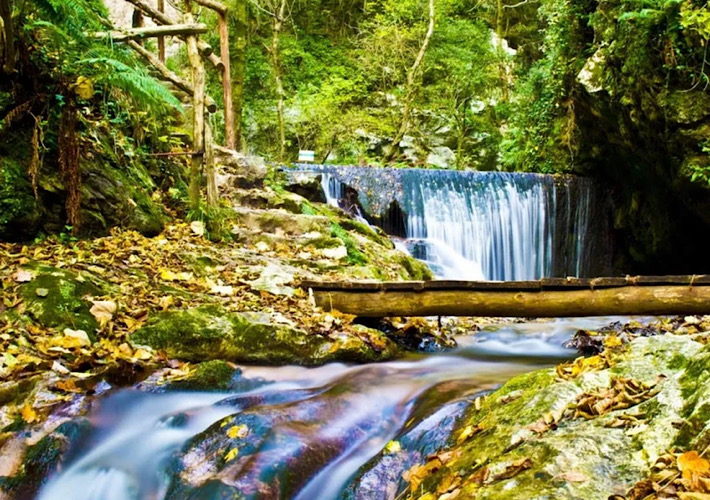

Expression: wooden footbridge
xmin=301 ymin=276 xmax=710 ymax=317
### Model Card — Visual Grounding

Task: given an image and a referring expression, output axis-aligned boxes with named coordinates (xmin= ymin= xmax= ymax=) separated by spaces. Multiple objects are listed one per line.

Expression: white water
xmin=314 ymin=167 xmax=598 ymax=281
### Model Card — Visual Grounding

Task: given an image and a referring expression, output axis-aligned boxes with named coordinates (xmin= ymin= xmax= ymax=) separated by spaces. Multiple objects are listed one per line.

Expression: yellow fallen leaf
xmin=227 ymin=424 xmax=249 ymax=439
xmin=678 ymin=450 xmax=710 ymax=487
xmin=22 ymin=404 xmax=37 ymax=424
xmin=604 ymin=335 xmax=622 ymax=348
xmin=384 ymin=440 xmax=402 ymax=454
xmin=73 ymin=76 xmax=94 ymax=100
xmin=224 ymin=447 xmax=239 ymax=462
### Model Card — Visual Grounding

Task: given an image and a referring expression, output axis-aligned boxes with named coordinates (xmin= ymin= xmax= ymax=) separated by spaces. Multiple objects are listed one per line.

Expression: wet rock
xmin=360 ymin=318 xmax=457 ymax=353
xmin=403 ymin=334 xmax=707 ymax=500
xmin=0 ymin=419 xmax=91 ymax=499
xmin=284 ymin=172 xmax=327 ymax=203
xmin=130 ymin=306 xmax=399 ymax=366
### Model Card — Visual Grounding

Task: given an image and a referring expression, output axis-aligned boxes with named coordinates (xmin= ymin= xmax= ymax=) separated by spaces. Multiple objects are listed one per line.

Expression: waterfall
xmin=300 ymin=166 xmax=609 ymax=281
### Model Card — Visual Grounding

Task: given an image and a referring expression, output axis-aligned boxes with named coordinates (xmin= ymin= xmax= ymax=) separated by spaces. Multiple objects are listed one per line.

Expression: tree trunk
xmin=0 ymin=0 xmax=15 ymax=75
xmin=271 ymin=0 xmax=288 ymax=162
xmin=496 ymin=0 xmax=509 ymax=102
xmin=186 ymin=16 xmax=206 ymax=211
xmin=157 ymin=0 xmax=166 ymax=62
xmin=307 ymin=285 xmax=710 ymax=318
xmin=218 ymin=12 xmax=235 ymax=149
xmin=384 ymin=0 xmax=435 ymax=164
xmin=232 ymin=0 xmax=247 ymax=150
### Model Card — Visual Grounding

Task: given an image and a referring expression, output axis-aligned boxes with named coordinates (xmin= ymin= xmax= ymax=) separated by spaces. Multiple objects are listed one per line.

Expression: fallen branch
xmin=127 ymin=39 xmax=217 ymax=113
xmin=94 ymin=23 xmax=208 ymax=42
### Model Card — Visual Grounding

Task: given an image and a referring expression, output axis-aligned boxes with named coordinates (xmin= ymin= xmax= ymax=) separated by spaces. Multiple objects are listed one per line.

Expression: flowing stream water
xmin=36 ymin=168 xmax=617 ymax=498
xmin=37 ymin=317 xmax=639 ymax=500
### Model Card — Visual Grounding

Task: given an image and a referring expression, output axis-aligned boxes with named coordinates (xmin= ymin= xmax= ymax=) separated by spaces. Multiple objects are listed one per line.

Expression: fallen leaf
xmin=384 ymin=440 xmax=402 ymax=454
xmin=224 ymin=447 xmax=239 ymax=462
xmin=12 ymin=269 xmax=34 ymax=283
xmin=190 ymin=220 xmax=205 ymax=236
xmin=227 ymin=424 xmax=249 ymax=439
xmin=678 ymin=451 xmax=710 ymax=488
xmin=90 ymin=300 xmax=117 ymax=324
xmin=21 ymin=404 xmax=37 ymax=424
xmin=492 ymin=458 xmax=533 ymax=481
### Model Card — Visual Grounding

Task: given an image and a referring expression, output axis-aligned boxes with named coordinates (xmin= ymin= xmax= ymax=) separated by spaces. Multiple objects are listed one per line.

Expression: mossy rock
xmin=169 ymin=361 xmax=241 ymax=392
xmin=16 ymin=264 xmax=102 ymax=338
xmin=382 ymin=335 xmax=704 ymax=500
xmin=131 ymin=306 xmax=399 ymax=365
xmin=80 ymin=157 xmax=166 ymax=237
xmin=0 ymin=157 xmax=41 ymax=241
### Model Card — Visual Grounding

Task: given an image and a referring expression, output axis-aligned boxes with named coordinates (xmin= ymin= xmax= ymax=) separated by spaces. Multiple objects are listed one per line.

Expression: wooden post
xmin=205 ymin=120 xmax=218 ymax=206
xmin=194 ymin=0 xmax=234 ymax=150
xmin=157 ymin=0 xmax=166 ymax=62
xmin=185 ymin=11 xmax=206 ymax=211
xmin=218 ymin=11 xmax=235 ymax=150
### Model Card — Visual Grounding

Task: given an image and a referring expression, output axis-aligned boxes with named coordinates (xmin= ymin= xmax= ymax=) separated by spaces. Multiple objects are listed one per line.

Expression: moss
xmin=16 ymin=265 xmax=101 ymax=337
xmin=171 ymin=361 xmax=240 ymax=391
xmin=0 ymin=157 xmax=41 ymax=241
xmin=402 ymin=336 xmax=703 ymax=500
xmin=131 ymin=306 xmax=398 ymax=366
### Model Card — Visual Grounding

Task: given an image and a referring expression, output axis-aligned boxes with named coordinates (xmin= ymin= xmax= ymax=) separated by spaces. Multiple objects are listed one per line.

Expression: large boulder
xmin=371 ymin=334 xmax=709 ymax=499
xmin=130 ymin=306 xmax=399 ymax=365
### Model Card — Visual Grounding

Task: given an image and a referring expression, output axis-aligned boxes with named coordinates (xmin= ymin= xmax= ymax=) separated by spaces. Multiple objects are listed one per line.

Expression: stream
xmin=37 ymin=316 xmax=642 ymax=500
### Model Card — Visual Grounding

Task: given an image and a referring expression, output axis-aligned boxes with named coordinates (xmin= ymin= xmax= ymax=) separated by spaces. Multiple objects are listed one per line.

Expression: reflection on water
xmin=38 ymin=317 xmax=646 ymax=500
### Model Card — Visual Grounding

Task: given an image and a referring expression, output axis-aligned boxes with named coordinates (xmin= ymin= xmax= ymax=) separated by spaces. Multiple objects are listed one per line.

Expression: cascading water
xmin=308 ymin=166 xmax=610 ymax=281
xmin=37 ymin=317 xmax=633 ymax=500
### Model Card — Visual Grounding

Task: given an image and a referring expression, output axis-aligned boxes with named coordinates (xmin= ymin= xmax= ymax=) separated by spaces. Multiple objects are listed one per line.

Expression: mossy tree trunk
xmin=0 ymin=0 xmax=15 ymax=75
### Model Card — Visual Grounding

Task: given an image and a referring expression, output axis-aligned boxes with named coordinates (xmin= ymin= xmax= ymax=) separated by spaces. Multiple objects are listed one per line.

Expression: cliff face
xmin=506 ymin=0 xmax=710 ymax=274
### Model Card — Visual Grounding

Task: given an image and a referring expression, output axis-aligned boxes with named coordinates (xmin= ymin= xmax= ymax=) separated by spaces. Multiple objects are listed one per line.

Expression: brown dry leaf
xmin=54 ymin=379 xmax=82 ymax=393
xmin=456 ymin=424 xmax=483 ymax=444
xmin=467 ymin=466 xmax=490 ymax=486
xmin=404 ymin=458 xmax=444 ymax=492
xmin=492 ymin=458 xmax=533 ymax=482
xmin=679 ymin=494 xmax=710 ymax=500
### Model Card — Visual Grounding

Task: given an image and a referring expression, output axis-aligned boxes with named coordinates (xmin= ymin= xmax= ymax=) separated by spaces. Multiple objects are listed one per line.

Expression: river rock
xmin=284 ymin=172 xmax=327 ymax=203
xmin=390 ymin=334 xmax=708 ymax=499
xmin=130 ymin=306 xmax=399 ymax=366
